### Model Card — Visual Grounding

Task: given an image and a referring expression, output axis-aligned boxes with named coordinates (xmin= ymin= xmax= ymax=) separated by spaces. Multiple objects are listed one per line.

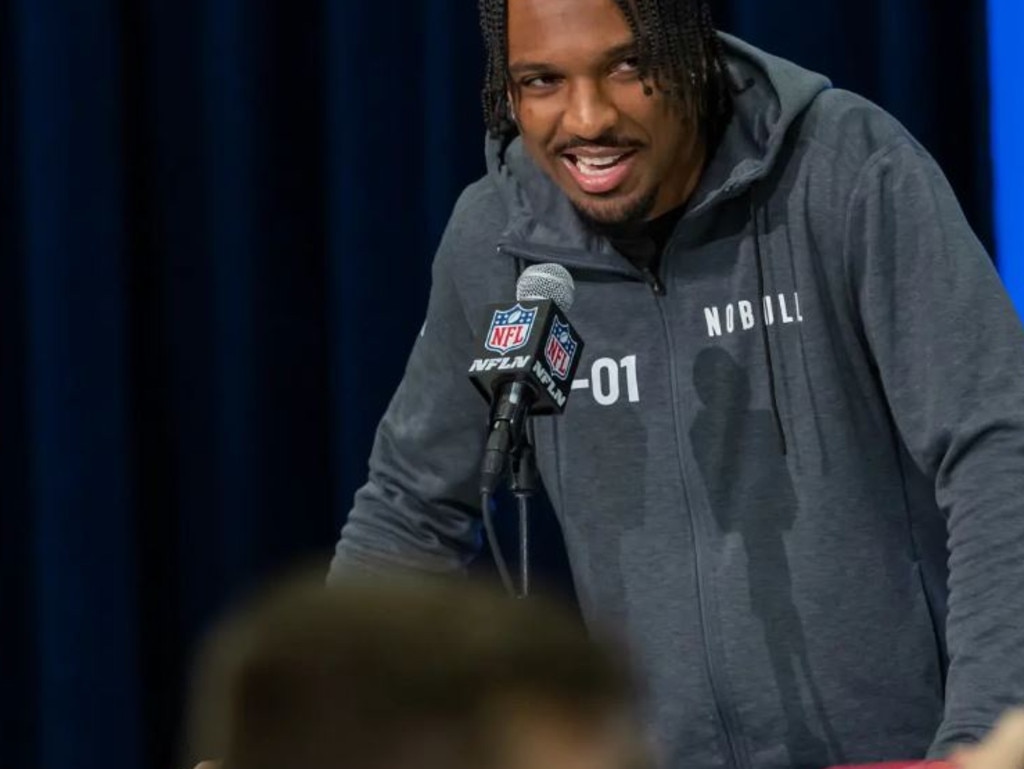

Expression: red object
xmin=827 ymin=761 xmax=957 ymax=769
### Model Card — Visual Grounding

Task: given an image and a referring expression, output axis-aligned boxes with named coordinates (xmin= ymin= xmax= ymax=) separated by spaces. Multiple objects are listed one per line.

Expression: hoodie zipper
xmin=647 ymin=273 xmax=748 ymax=769
xmin=641 ymin=267 xmax=666 ymax=296
xmin=499 ymin=241 xmax=747 ymax=769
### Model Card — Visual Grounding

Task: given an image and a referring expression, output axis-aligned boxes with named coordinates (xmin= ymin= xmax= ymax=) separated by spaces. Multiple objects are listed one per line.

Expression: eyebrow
xmin=508 ymin=42 xmax=638 ymax=77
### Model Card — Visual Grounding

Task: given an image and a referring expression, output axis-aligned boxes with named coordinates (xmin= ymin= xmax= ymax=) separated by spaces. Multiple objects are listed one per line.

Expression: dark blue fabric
xmin=0 ymin=2 xmax=991 ymax=768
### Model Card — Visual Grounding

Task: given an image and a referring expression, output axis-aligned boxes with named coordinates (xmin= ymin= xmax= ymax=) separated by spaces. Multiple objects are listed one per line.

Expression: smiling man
xmin=500 ymin=0 xmax=713 ymax=226
xmin=330 ymin=2 xmax=1024 ymax=769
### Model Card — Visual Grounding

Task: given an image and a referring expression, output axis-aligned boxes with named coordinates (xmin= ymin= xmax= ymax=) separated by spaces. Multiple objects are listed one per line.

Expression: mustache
xmin=553 ymin=133 xmax=644 ymax=154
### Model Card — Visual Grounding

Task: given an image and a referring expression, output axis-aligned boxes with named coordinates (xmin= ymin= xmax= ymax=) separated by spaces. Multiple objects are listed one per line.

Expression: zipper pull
xmin=642 ymin=268 xmax=666 ymax=296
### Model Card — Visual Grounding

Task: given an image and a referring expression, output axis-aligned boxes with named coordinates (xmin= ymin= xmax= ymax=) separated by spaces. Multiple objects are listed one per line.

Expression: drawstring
xmin=751 ymin=197 xmax=789 ymax=456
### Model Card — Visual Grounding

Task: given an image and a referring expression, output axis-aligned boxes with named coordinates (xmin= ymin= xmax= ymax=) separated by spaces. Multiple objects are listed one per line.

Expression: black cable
xmin=517 ymin=493 xmax=530 ymax=598
xmin=482 ymin=491 xmax=516 ymax=597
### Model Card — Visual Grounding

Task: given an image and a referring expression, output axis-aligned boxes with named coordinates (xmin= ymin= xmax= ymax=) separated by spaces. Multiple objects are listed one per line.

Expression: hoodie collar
xmin=487 ymin=33 xmax=832 ymax=264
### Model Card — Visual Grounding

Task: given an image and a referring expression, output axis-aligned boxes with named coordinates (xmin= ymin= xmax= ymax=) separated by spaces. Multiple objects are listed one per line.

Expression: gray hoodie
xmin=330 ymin=34 xmax=1024 ymax=769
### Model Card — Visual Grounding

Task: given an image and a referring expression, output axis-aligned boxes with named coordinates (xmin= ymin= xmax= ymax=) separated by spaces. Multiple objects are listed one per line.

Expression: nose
xmin=561 ymin=79 xmax=618 ymax=141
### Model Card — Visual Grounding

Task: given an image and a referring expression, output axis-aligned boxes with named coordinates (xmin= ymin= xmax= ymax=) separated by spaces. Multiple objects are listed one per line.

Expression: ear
xmin=506 ymin=90 xmax=518 ymax=124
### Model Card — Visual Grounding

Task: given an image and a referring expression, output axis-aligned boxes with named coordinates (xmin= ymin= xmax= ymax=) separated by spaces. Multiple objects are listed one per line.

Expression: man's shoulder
xmin=446 ymin=175 xmax=508 ymax=243
xmin=793 ymin=88 xmax=920 ymax=174
xmin=432 ymin=174 xmax=511 ymax=284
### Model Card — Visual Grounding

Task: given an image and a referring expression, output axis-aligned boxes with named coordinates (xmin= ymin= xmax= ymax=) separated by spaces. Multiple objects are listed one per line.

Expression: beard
xmin=570 ymin=185 xmax=660 ymax=230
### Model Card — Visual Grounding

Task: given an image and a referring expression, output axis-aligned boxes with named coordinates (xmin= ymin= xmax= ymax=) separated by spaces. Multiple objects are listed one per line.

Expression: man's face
xmin=506 ymin=0 xmax=703 ymax=226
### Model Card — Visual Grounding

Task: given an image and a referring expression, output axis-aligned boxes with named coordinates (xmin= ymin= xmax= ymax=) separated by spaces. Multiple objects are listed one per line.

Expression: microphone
xmin=468 ymin=264 xmax=585 ymax=496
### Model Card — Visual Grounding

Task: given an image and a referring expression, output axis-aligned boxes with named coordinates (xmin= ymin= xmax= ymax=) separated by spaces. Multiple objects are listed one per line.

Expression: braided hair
xmin=479 ymin=0 xmax=732 ymax=145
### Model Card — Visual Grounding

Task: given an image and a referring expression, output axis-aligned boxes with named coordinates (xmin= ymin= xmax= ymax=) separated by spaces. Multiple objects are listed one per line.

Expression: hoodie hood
xmin=485 ymin=33 xmax=832 ymax=258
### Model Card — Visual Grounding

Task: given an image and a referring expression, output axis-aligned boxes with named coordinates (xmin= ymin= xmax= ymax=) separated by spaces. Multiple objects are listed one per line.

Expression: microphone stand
xmin=508 ymin=432 xmax=538 ymax=599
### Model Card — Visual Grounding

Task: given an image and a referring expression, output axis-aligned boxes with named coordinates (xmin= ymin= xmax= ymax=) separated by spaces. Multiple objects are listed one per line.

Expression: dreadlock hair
xmin=479 ymin=0 xmax=733 ymax=147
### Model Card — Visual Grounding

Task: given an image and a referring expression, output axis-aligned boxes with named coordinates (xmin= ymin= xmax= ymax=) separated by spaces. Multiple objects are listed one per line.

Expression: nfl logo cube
xmin=545 ymin=318 xmax=578 ymax=380
xmin=485 ymin=304 xmax=537 ymax=354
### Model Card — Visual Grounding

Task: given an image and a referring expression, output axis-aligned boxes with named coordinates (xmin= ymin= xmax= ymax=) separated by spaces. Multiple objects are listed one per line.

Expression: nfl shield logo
xmin=485 ymin=304 xmax=538 ymax=354
xmin=545 ymin=318 xmax=578 ymax=380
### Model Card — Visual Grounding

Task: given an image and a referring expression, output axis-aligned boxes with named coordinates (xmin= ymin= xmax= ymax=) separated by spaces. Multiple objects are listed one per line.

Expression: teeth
xmin=571 ymin=154 xmax=626 ymax=176
xmin=577 ymin=154 xmax=623 ymax=168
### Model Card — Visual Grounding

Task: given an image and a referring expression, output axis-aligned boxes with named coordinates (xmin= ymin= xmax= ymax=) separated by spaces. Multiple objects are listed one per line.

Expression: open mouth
xmin=560 ymin=150 xmax=638 ymax=194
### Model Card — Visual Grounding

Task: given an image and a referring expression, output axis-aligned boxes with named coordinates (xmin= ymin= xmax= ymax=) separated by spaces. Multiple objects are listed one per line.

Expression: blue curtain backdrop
xmin=0 ymin=1 xmax=992 ymax=768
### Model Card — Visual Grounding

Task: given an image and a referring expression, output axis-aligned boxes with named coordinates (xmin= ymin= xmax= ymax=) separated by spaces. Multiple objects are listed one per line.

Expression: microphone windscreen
xmin=517 ymin=264 xmax=575 ymax=313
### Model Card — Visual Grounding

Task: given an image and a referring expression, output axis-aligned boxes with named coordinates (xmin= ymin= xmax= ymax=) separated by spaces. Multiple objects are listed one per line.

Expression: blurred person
xmin=953 ymin=712 xmax=1024 ymax=769
xmin=329 ymin=0 xmax=1024 ymax=767
xmin=184 ymin=576 xmax=652 ymax=769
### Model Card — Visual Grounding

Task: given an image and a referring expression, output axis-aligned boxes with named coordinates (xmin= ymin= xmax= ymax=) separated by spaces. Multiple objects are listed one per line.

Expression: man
xmin=185 ymin=577 xmax=649 ymax=769
xmin=330 ymin=1 xmax=1024 ymax=768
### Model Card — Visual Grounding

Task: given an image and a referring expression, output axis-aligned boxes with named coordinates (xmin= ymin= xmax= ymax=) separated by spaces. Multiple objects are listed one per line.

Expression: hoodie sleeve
xmin=327 ymin=191 xmax=492 ymax=581
xmin=845 ymin=140 xmax=1024 ymax=755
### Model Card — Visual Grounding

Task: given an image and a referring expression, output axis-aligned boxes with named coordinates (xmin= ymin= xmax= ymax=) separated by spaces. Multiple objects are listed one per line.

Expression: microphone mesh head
xmin=516 ymin=264 xmax=576 ymax=313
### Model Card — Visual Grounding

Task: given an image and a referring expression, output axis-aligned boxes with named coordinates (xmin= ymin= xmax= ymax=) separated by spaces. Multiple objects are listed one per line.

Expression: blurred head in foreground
xmin=186 ymin=576 xmax=651 ymax=769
